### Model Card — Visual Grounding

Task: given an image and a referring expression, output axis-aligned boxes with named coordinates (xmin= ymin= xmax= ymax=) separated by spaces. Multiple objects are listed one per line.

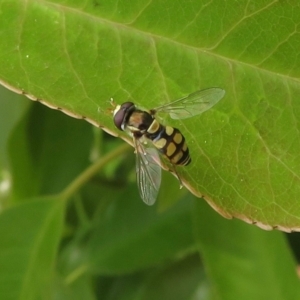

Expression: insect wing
xmin=135 ymin=142 xmax=161 ymax=205
xmin=155 ymin=88 xmax=225 ymax=119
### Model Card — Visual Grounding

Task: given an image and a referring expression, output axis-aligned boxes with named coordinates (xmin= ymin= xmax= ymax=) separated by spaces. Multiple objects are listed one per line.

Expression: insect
xmin=112 ymin=88 xmax=225 ymax=205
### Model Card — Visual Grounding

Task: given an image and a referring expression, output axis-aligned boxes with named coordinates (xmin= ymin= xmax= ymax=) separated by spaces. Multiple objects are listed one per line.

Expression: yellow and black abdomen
xmin=146 ymin=120 xmax=191 ymax=166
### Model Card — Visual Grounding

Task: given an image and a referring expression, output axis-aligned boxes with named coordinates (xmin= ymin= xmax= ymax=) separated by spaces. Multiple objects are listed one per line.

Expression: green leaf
xmin=8 ymin=103 xmax=93 ymax=201
xmin=0 ymin=196 xmax=65 ymax=300
xmin=87 ymin=186 xmax=194 ymax=274
xmin=96 ymin=254 xmax=207 ymax=300
xmin=0 ymin=85 xmax=27 ymax=168
xmin=193 ymin=199 xmax=300 ymax=300
xmin=137 ymin=254 xmax=207 ymax=300
xmin=0 ymin=1 xmax=300 ymax=229
xmin=51 ymin=273 xmax=96 ymax=300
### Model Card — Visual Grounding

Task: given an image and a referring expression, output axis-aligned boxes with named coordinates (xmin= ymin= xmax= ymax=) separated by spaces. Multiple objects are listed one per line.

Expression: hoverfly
xmin=112 ymin=88 xmax=225 ymax=205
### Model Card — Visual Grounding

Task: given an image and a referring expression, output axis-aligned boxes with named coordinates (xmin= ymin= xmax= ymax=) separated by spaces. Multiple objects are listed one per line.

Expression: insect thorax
xmin=127 ymin=110 xmax=155 ymax=133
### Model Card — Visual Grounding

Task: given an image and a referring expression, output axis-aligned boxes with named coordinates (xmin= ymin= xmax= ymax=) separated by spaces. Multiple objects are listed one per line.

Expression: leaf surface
xmin=1 ymin=1 xmax=300 ymax=229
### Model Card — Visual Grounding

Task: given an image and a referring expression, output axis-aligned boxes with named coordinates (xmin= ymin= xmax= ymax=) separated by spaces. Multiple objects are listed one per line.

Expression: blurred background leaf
xmin=0 ymin=196 xmax=65 ymax=300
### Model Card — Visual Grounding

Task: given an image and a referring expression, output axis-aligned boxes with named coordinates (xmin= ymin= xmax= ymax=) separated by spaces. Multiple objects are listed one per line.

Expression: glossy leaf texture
xmin=0 ymin=1 xmax=300 ymax=230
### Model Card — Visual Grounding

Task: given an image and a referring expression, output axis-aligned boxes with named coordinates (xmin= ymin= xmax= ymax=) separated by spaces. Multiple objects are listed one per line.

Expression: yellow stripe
xmin=174 ymin=132 xmax=183 ymax=144
xmin=165 ymin=126 xmax=174 ymax=136
xmin=147 ymin=119 xmax=160 ymax=134
xmin=166 ymin=142 xmax=176 ymax=156
xmin=182 ymin=143 xmax=188 ymax=151
xmin=154 ymin=138 xmax=167 ymax=149
xmin=171 ymin=151 xmax=183 ymax=164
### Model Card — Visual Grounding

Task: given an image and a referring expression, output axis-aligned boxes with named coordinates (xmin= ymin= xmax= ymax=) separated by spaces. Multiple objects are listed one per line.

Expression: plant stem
xmin=61 ymin=142 xmax=131 ymax=201
xmin=64 ymin=264 xmax=89 ymax=285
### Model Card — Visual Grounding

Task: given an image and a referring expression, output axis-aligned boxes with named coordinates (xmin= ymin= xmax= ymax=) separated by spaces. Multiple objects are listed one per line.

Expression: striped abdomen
xmin=146 ymin=119 xmax=191 ymax=166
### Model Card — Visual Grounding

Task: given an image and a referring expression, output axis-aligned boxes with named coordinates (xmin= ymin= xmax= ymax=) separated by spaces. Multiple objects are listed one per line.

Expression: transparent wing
xmin=135 ymin=139 xmax=161 ymax=205
xmin=154 ymin=88 xmax=225 ymax=120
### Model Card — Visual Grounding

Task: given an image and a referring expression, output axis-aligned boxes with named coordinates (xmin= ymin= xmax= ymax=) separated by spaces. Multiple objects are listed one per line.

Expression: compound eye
xmin=113 ymin=102 xmax=135 ymax=130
